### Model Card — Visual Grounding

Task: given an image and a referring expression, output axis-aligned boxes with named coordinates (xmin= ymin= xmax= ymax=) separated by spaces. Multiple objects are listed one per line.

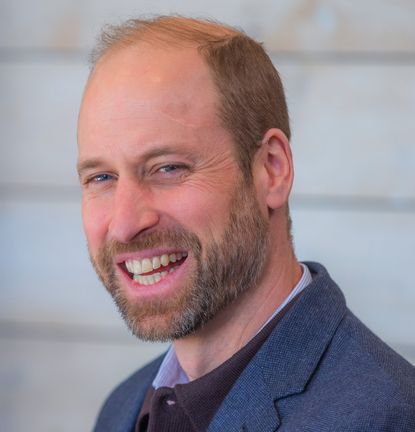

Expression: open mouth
xmin=122 ymin=252 xmax=188 ymax=286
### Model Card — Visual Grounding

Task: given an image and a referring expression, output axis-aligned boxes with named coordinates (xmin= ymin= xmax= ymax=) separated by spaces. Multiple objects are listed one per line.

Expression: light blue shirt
xmin=153 ymin=263 xmax=312 ymax=389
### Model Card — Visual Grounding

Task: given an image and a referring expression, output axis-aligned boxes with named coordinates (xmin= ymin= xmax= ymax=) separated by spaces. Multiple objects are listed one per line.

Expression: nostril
xmin=108 ymin=207 xmax=161 ymax=243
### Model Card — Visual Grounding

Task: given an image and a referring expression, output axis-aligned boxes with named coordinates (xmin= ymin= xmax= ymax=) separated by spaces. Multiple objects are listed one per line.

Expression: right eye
xmin=90 ymin=173 xmax=113 ymax=183
xmin=82 ymin=173 xmax=115 ymax=188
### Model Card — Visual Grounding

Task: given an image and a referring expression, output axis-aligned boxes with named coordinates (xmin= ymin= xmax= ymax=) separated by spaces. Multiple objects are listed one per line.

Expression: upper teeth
xmin=125 ymin=252 xmax=187 ymax=275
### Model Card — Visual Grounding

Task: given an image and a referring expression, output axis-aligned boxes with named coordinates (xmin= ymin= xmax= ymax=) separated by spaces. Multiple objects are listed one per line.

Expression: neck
xmin=173 ymin=243 xmax=302 ymax=381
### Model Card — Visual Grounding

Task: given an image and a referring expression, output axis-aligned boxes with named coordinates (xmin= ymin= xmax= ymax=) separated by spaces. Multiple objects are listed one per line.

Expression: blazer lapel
xmin=208 ymin=263 xmax=347 ymax=432
xmin=207 ymin=357 xmax=280 ymax=432
xmin=94 ymin=354 xmax=164 ymax=432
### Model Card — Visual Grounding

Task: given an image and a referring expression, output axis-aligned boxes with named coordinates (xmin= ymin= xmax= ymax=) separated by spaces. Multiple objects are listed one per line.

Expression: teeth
xmin=125 ymin=252 xmax=187 ymax=277
xmin=152 ymin=256 xmax=161 ymax=270
xmin=160 ymin=254 xmax=169 ymax=266
xmin=134 ymin=273 xmax=155 ymax=285
xmin=141 ymin=258 xmax=152 ymax=273
xmin=133 ymin=260 xmax=142 ymax=274
xmin=125 ymin=261 xmax=134 ymax=273
xmin=133 ymin=270 xmax=168 ymax=285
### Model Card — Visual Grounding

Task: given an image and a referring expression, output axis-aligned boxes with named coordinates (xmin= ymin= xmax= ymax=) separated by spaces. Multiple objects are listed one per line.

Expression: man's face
xmin=77 ymin=44 xmax=270 ymax=341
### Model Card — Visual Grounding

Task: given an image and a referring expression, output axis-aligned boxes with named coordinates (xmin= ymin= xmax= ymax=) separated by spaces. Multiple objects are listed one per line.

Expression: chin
xmin=115 ymin=296 xmax=202 ymax=342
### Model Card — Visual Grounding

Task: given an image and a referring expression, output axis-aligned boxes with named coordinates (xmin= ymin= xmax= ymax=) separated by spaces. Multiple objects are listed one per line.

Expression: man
xmin=77 ymin=16 xmax=415 ymax=432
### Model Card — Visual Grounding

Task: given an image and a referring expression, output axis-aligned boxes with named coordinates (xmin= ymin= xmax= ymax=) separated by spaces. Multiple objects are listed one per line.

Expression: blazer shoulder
xmin=271 ymin=309 xmax=415 ymax=431
xmin=93 ymin=354 xmax=165 ymax=432
xmin=326 ymin=310 xmax=415 ymax=407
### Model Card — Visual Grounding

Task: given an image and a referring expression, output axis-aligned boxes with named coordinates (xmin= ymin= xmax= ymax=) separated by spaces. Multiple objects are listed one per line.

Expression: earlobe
xmin=261 ymin=128 xmax=294 ymax=210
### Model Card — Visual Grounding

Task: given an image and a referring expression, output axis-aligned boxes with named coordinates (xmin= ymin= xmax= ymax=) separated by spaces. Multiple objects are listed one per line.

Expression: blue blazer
xmin=93 ymin=263 xmax=415 ymax=431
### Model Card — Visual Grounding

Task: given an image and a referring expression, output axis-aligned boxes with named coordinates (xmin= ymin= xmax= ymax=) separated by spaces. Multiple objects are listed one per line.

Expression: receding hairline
xmin=89 ymin=15 xmax=243 ymax=70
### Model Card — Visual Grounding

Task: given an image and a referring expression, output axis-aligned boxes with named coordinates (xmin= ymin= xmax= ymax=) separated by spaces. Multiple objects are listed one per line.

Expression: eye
xmin=93 ymin=173 xmax=112 ymax=182
xmin=158 ymin=164 xmax=182 ymax=174
xmin=83 ymin=173 xmax=114 ymax=187
xmin=154 ymin=163 xmax=190 ymax=177
xmin=149 ymin=163 xmax=191 ymax=184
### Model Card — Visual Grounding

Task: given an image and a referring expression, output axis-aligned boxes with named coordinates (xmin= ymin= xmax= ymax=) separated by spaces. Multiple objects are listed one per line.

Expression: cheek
xmin=159 ymin=188 xmax=232 ymax=242
xmin=82 ymin=197 xmax=111 ymax=252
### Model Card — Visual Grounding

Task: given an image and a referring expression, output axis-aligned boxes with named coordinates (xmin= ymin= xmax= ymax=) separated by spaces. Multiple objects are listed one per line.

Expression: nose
xmin=108 ymin=178 xmax=160 ymax=243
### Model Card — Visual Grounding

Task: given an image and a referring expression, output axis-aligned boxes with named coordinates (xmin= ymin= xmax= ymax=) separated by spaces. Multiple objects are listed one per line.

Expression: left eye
xmin=157 ymin=164 xmax=185 ymax=174
xmin=149 ymin=163 xmax=191 ymax=183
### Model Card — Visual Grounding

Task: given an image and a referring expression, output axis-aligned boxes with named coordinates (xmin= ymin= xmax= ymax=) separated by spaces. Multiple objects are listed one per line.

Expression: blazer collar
xmin=98 ymin=355 xmax=164 ymax=432
xmin=208 ymin=262 xmax=347 ymax=432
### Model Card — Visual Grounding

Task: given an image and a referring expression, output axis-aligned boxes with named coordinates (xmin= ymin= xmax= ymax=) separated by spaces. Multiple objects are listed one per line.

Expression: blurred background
xmin=1 ymin=1 xmax=414 ymax=431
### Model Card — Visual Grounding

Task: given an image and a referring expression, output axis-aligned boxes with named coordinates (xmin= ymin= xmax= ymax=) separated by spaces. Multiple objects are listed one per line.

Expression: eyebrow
xmin=77 ymin=158 xmax=105 ymax=177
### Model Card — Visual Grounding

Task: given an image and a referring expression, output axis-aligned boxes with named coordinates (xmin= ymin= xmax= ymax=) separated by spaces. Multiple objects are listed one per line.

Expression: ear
xmin=253 ymin=128 xmax=294 ymax=210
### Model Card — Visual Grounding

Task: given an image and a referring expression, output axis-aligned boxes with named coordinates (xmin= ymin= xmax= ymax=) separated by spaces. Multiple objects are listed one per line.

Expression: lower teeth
xmin=133 ymin=266 xmax=178 ymax=285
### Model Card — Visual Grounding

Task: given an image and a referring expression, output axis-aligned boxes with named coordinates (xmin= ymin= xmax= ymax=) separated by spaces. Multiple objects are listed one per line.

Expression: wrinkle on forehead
xmin=83 ymin=44 xmax=220 ymax=129
xmin=94 ymin=103 xmax=218 ymax=130
xmin=155 ymin=107 xmax=218 ymax=129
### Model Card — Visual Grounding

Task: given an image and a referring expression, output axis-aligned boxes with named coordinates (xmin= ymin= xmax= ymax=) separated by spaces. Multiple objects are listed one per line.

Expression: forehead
xmin=79 ymin=43 xmax=221 ymax=138
xmin=77 ymin=42 xmax=234 ymax=167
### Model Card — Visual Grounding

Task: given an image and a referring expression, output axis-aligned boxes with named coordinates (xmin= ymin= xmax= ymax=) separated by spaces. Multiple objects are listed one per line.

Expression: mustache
xmin=97 ymin=228 xmax=202 ymax=257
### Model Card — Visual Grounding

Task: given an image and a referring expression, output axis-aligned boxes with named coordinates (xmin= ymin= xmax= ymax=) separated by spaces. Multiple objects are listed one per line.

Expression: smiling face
xmin=77 ymin=43 xmax=270 ymax=341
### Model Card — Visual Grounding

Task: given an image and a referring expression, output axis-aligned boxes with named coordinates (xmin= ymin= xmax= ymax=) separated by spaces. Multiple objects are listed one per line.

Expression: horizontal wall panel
xmin=0 ymin=200 xmax=120 ymax=327
xmin=278 ymin=63 xmax=415 ymax=199
xmin=2 ymin=62 xmax=415 ymax=200
xmin=291 ymin=206 xmax=415 ymax=346
xmin=0 ymin=62 xmax=88 ymax=187
xmin=262 ymin=0 xmax=415 ymax=53
xmin=1 ymin=200 xmax=414 ymax=349
xmin=0 ymin=338 xmax=167 ymax=432
xmin=1 ymin=1 xmax=414 ymax=52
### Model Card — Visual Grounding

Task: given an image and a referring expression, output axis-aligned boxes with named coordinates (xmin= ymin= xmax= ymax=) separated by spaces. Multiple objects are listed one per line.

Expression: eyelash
xmin=156 ymin=164 xmax=187 ymax=174
xmin=93 ymin=173 xmax=112 ymax=181
xmin=83 ymin=173 xmax=114 ymax=186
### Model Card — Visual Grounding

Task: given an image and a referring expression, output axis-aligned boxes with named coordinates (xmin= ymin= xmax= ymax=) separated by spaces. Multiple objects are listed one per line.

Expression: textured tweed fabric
xmin=93 ymin=263 xmax=415 ymax=432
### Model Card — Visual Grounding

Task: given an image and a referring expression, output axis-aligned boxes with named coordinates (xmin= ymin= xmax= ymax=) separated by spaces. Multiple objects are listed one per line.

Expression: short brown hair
xmin=90 ymin=15 xmax=291 ymax=181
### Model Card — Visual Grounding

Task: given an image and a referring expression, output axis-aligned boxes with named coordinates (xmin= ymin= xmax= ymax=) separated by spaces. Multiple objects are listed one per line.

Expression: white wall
xmin=1 ymin=1 xmax=414 ymax=431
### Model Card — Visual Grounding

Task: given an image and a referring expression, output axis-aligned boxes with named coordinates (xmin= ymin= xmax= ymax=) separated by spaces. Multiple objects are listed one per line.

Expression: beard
xmin=89 ymin=183 xmax=269 ymax=342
